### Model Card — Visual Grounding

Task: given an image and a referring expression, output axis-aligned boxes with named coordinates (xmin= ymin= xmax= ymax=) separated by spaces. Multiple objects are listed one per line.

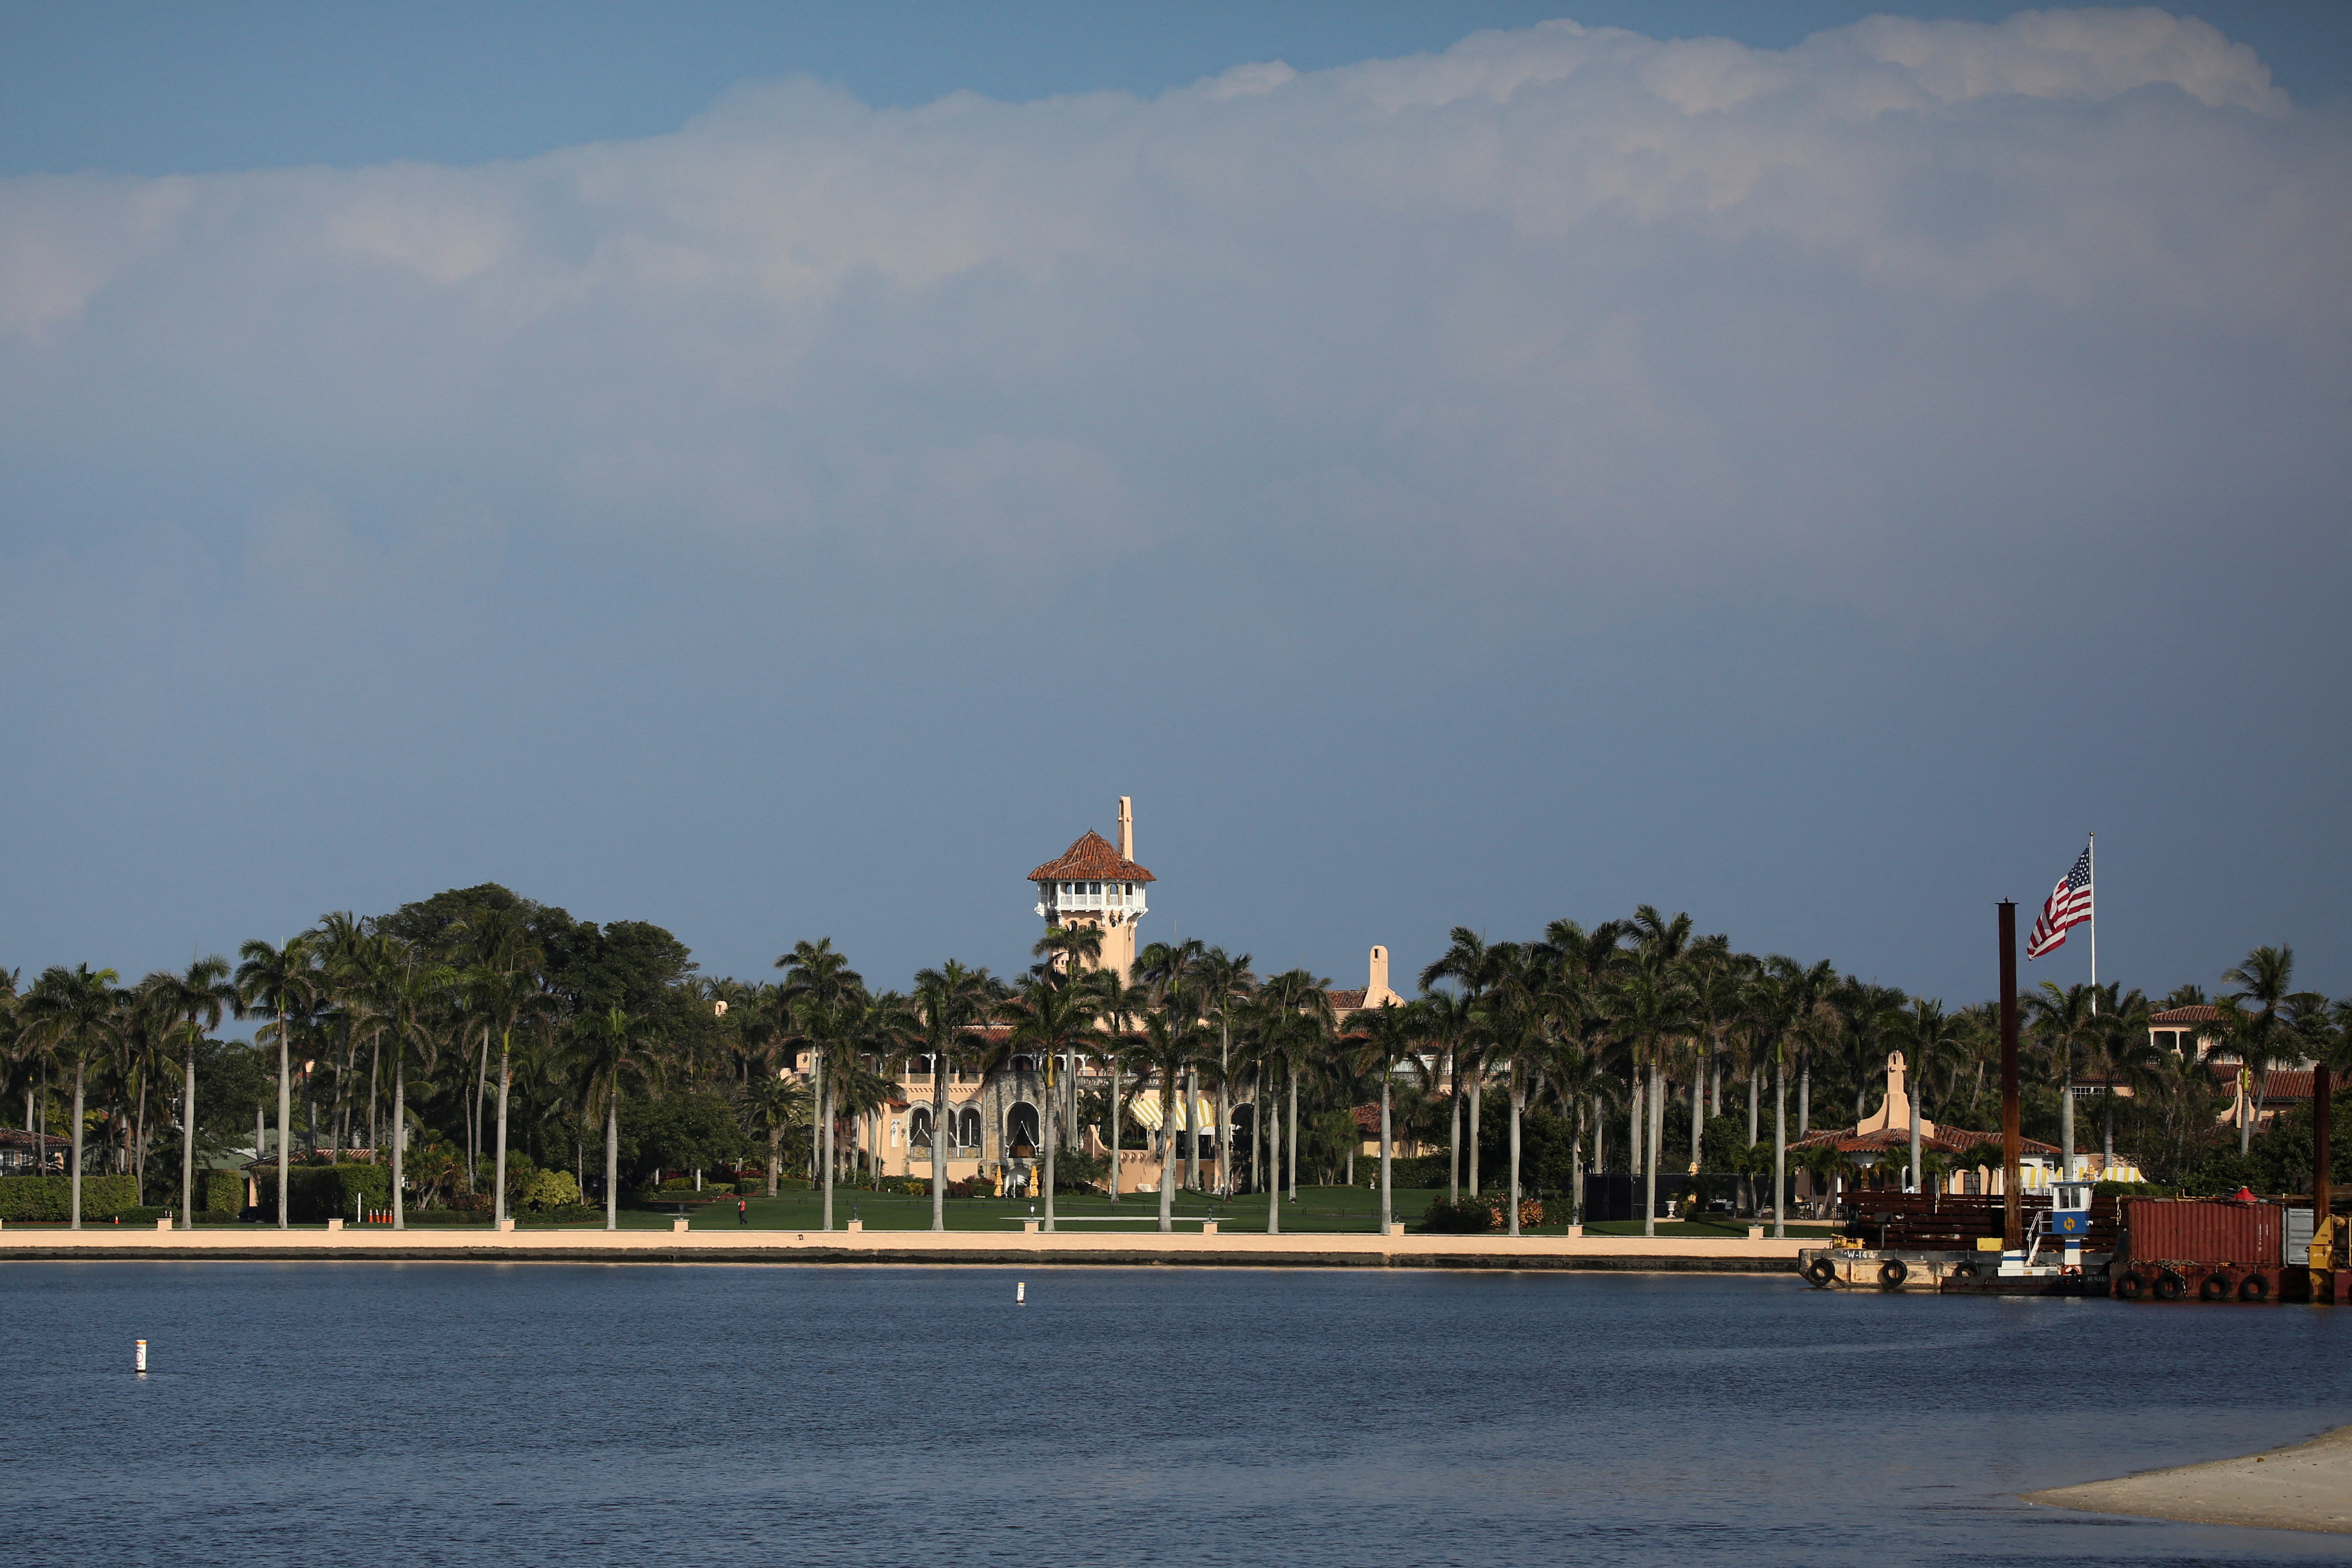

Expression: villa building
xmin=1787 ymin=1052 xmax=2103 ymax=1203
xmin=2146 ymin=1002 xmax=2318 ymax=1135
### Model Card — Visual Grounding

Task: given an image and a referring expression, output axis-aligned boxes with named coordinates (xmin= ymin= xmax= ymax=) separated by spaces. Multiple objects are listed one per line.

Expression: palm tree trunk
xmin=1798 ymin=1050 xmax=1810 ymax=1137
xmin=367 ymin=1034 xmax=380 ymax=1152
xmin=931 ymin=1051 xmax=947 ymax=1232
xmin=1644 ymin=1055 xmax=1663 ymax=1238
xmin=494 ymin=1032 xmax=513 ymax=1225
xmin=1215 ymin=1061 xmax=1230 ymax=1197
xmin=69 ymin=1058 xmax=86 ymax=1231
xmin=1379 ymin=1067 xmax=1393 ymax=1235
xmin=1908 ymin=1084 xmax=1923 ymax=1194
xmin=1570 ymin=1096 xmax=1584 ymax=1226
xmin=1109 ymin=1063 xmax=1123 ymax=1203
xmin=1185 ymin=1067 xmax=1200 ymax=1191
xmin=766 ymin=1125 xmax=781 ymax=1198
xmin=1508 ymin=1082 xmax=1524 ymax=1237
xmin=1468 ymin=1078 xmax=1482 ymax=1197
xmin=392 ymin=1053 xmax=407 ymax=1230
xmin=277 ymin=1028 xmax=291 ymax=1230
xmin=1446 ymin=1061 xmax=1461 ymax=1204
xmin=1772 ymin=1055 xmax=1787 ymax=1239
xmin=182 ymin=1046 xmax=198 ymax=1229
xmin=604 ymin=1075 xmax=619 ymax=1232
xmin=2060 ymin=1085 xmax=2075 ymax=1182
xmin=1286 ymin=1065 xmax=1299 ymax=1201
xmin=2103 ymin=1092 xmax=2116 ymax=1171
xmin=1628 ymin=1073 xmax=1642 ymax=1200
xmin=820 ymin=1061 xmax=834 ymax=1232
xmin=1041 ymin=1069 xmax=1058 ymax=1234
xmin=1158 ymin=1073 xmax=1175 ymax=1235
xmin=1747 ymin=1071 xmax=1759 ymax=1147
xmin=1689 ymin=1055 xmax=1704 ymax=1172
xmin=1265 ymin=1094 xmax=1282 ymax=1234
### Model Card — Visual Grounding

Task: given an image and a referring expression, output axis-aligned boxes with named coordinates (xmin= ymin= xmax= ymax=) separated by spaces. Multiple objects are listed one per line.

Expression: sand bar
xmin=2024 ymin=1425 xmax=2352 ymax=1536
xmin=0 ymin=1225 xmax=1806 ymax=1270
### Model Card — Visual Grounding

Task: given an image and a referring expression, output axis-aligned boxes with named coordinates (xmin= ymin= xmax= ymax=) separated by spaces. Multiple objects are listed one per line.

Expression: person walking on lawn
xmin=737 ymin=1196 xmax=749 ymax=1226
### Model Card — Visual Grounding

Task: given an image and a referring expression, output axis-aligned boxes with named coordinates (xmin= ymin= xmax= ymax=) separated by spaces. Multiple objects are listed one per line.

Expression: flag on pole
xmin=2026 ymin=843 xmax=2093 ymax=959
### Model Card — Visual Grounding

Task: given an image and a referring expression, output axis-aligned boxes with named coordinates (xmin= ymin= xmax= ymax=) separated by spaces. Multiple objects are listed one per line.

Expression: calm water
xmin=2 ymin=1263 xmax=2347 ymax=1566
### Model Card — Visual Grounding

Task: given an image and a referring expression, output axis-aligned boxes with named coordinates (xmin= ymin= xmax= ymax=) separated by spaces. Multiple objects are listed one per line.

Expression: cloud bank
xmin=1 ymin=9 xmax=2346 ymax=995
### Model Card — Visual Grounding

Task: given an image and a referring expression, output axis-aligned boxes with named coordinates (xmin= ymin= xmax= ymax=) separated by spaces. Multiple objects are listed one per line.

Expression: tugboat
xmin=1936 ymin=1178 xmax=2109 ymax=1295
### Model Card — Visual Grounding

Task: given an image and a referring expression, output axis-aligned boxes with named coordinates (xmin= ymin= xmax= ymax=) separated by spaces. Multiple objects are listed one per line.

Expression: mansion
xmin=796 ymin=796 xmax=1400 ymax=1197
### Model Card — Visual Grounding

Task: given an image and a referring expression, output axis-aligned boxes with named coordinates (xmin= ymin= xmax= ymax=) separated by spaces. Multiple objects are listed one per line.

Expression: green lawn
xmin=499 ymin=1185 xmax=1833 ymax=1237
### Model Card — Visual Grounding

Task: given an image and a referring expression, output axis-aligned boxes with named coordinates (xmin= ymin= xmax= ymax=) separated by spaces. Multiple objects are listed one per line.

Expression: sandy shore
xmin=2024 ymin=1425 xmax=2352 ymax=1536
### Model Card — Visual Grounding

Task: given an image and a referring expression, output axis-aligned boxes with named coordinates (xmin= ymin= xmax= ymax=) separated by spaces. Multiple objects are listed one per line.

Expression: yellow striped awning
xmin=1124 ymin=1093 xmax=1215 ymax=1134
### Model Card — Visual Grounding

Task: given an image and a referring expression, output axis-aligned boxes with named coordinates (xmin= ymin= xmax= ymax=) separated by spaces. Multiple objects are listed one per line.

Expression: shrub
xmin=524 ymin=1169 xmax=582 ymax=1210
xmin=0 ymin=1174 xmax=141 ymax=1222
xmin=1420 ymin=1199 xmax=1494 ymax=1234
xmin=254 ymin=1163 xmax=392 ymax=1224
xmin=1390 ymin=1155 xmax=1450 ymax=1189
xmin=946 ymin=1178 xmax=986 ymax=1199
xmin=201 ymin=1169 xmax=246 ymax=1214
xmin=1053 ymin=1149 xmax=1108 ymax=1193
xmin=733 ymin=1178 xmax=762 ymax=1196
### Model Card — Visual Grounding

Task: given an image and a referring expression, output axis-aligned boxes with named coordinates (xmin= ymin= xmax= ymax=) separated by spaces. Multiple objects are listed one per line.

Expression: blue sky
xmin=2 ymin=4 xmax=2346 ymax=1004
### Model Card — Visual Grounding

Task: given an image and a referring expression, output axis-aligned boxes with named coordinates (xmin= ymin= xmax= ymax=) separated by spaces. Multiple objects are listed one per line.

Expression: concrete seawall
xmin=0 ymin=1227 xmax=1808 ymax=1271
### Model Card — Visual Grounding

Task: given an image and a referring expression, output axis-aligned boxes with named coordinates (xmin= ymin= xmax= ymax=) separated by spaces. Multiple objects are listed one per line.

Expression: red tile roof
xmin=1029 ymin=830 xmax=1155 ymax=884
xmin=1791 ymin=1125 xmax=2060 ymax=1158
xmin=1326 ymin=989 xmax=1369 ymax=1013
xmin=2152 ymin=1005 xmax=2222 ymax=1024
xmin=2207 ymin=1063 xmax=2316 ymax=1100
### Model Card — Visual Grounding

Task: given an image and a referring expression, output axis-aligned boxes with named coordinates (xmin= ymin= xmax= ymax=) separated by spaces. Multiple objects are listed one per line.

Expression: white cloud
xmin=0 ymin=7 xmax=2342 ymax=630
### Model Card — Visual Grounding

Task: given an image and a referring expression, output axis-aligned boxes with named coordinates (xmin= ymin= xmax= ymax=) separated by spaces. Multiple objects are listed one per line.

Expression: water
xmin=3 ymin=1263 xmax=2347 ymax=1565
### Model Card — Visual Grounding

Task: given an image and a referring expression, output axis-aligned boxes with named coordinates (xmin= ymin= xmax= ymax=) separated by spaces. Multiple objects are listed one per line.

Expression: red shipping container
xmin=2122 ymin=1198 xmax=2281 ymax=1267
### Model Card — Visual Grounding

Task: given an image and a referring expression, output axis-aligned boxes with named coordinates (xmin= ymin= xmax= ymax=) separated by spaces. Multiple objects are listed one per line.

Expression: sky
xmin=2 ymin=3 xmax=2346 ymax=1007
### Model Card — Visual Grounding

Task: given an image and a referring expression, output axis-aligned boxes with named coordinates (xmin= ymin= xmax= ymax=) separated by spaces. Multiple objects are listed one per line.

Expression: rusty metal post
xmin=2315 ymin=1063 xmax=2332 ymax=1221
xmin=2000 ymin=900 xmax=2022 ymax=1251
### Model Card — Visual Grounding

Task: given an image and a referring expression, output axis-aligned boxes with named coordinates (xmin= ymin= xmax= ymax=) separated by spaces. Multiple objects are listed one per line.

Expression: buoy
xmin=1016 ymin=1281 xmax=1026 ymax=1304
xmin=135 ymin=1339 xmax=147 ymax=1374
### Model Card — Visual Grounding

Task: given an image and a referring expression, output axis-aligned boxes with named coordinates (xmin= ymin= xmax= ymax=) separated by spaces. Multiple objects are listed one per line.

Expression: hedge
xmin=253 ymin=1163 xmax=393 ymax=1224
xmin=0 ymin=1174 xmax=141 ymax=1222
xmin=203 ymin=1169 xmax=247 ymax=1214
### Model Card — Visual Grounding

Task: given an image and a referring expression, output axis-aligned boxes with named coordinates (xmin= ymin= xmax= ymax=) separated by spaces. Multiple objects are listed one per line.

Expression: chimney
xmin=1117 ymin=796 xmax=1133 ymax=861
xmin=1369 ymin=945 xmax=1389 ymax=997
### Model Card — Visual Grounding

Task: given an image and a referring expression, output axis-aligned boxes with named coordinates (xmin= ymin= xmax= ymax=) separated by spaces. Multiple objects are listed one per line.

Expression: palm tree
xmin=1348 ymin=998 xmax=1419 ymax=1233
xmin=2024 ymin=982 xmax=2101 ymax=1181
xmin=913 ymin=960 xmax=994 ymax=1230
xmin=236 ymin=937 xmax=319 ymax=1230
xmin=1002 ymin=972 xmax=1099 ymax=1233
xmin=744 ymin=1068 xmax=812 ymax=1197
xmin=2219 ymin=946 xmax=2298 ymax=1155
xmin=1421 ymin=928 xmax=1499 ymax=1194
xmin=1132 ymin=1002 xmax=1206 ymax=1232
xmin=776 ymin=939 xmax=864 ymax=1231
xmin=1133 ymin=938 xmax=1206 ymax=1187
xmin=1194 ymin=948 xmax=1255 ymax=1195
xmin=1410 ymin=990 xmax=1473 ymax=1204
xmin=1899 ymin=999 xmax=1963 ymax=1194
xmin=2085 ymin=985 xmax=2152 ymax=1174
xmin=582 ymin=1006 xmax=664 ymax=1230
xmin=1257 ymin=969 xmax=1334 ymax=1205
xmin=21 ymin=964 xmax=123 ymax=1228
xmin=1031 ymin=924 xmax=1104 ymax=1154
xmin=140 ymin=955 xmax=236 ymax=1227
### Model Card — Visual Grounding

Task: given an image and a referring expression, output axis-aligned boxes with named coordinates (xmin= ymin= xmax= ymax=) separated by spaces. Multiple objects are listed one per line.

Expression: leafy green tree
xmin=1001 ymin=972 xmax=1098 ymax=1233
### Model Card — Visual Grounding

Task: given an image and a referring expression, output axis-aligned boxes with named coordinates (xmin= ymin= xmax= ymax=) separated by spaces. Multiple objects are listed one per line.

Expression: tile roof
xmin=2152 ymin=1005 xmax=2222 ymax=1024
xmin=1326 ymin=989 xmax=1369 ymax=1013
xmin=2207 ymin=1063 xmax=2316 ymax=1100
xmin=1791 ymin=1125 xmax=2061 ymax=1158
xmin=1028 ymin=830 xmax=1155 ymax=884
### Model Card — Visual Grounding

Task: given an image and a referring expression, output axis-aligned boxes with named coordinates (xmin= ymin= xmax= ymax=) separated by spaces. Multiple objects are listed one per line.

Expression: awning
xmin=1123 ymin=1093 xmax=1216 ymax=1134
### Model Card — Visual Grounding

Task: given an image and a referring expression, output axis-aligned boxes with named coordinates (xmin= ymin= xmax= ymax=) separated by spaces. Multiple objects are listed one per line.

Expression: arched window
xmin=1011 ymin=1055 xmax=1035 ymax=1073
xmin=909 ymin=1106 xmax=934 ymax=1152
xmin=958 ymin=1107 xmax=982 ymax=1152
xmin=1006 ymin=1103 xmax=1039 ymax=1155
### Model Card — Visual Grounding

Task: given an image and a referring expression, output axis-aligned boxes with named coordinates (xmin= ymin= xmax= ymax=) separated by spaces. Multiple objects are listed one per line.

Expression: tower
xmin=1029 ymin=795 xmax=1155 ymax=979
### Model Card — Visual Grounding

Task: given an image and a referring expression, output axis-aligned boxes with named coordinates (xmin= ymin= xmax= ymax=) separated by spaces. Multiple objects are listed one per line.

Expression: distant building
xmin=1786 ymin=1052 xmax=2118 ymax=1205
xmin=2147 ymin=1002 xmax=2317 ymax=1135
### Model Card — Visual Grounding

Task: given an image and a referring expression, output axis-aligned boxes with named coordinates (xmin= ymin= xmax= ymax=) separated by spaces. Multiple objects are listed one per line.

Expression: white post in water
xmin=1016 ymin=1281 xmax=1026 ymax=1305
xmin=135 ymin=1339 xmax=147 ymax=1373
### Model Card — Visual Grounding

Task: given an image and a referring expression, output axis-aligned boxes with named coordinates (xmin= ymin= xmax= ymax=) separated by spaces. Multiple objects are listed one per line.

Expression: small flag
xmin=2027 ymin=843 xmax=2093 ymax=959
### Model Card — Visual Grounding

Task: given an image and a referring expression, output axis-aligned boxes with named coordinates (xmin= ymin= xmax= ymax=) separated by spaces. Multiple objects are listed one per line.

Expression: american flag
xmin=2027 ymin=843 xmax=2093 ymax=959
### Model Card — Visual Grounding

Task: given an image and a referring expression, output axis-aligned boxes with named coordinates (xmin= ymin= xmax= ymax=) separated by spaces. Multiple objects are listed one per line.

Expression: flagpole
xmin=2088 ymin=831 xmax=2097 ymax=1009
